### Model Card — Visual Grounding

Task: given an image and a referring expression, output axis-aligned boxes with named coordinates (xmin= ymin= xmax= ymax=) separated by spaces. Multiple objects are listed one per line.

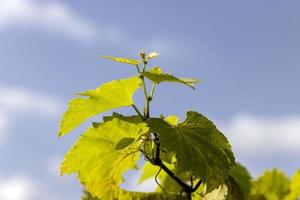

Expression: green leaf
xmin=203 ymin=185 xmax=228 ymax=200
xmin=194 ymin=173 xmax=247 ymax=200
xmin=58 ymin=77 xmax=141 ymax=136
xmin=82 ymin=190 xmax=99 ymax=200
xmin=229 ymin=163 xmax=252 ymax=199
xmin=165 ymin=115 xmax=179 ymax=126
xmin=250 ymin=194 xmax=267 ymax=200
xmin=284 ymin=170 xmax=300 ymax=200
xmin=102 ymin=56 xmax=139 ymax=65
xmin=226 ymin=176 xmax=245 ymax=200
xmin=143 ymin=66 xmax=200 ymax=89
xmin=192 ymin=183 xmax=207 ymax=200
xmin=61 ymin=117 xmax=149 ymax=200
xmin=251 ymin=168 xmax=290 ymax=200
xmin=139 ymin=162 xmax=159 ymax=184
xmin=147 ymin=52 xmax=159 ymax=59
xmin=159 ymin=149 xmax=175 ymax=164
xmin=290 ymin=170 xmax=300 ymax=197
xmin=147 ymin=111 xmax=235 ymax=191
xmin=115 ymin=137 xmax=135 ymax=150
xmin=103 ymin=112 xmax=142 ymax=124
xmin=82 ymin=189 xmax=186 ymax=200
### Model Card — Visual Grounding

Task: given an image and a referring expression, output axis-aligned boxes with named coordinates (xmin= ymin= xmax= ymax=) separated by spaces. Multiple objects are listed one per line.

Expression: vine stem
xmin=131 ymin=104 xmax=144 ymax=121
xmin=141 ymin=77 xmax=150 ymax=118
xmin=135 ymin=64 xmax=141 ymax=73
xmin=140 ymin=61 xmax=150 ymax=118
xmin=149 ymin=83 xmax=156 ymax=100
xmin=135 ymin=62 xmax=149 ymax=118
xmin=137 ymin=52 xmax=202 ymax=199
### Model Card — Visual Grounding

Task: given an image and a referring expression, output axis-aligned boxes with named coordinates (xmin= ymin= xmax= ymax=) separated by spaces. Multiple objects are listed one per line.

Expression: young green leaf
xmin=103 ymin=112 xmax=142 ymax=124
xmin=147 ymin=52 xmax=160 ymax=59
xmin=82 ymin=189 xmax=187 ymax=200
xmin=61 ymin=117 xmax=149 ymax=200
xmin=143 ymin=66 xmax=200 ymax=89
xmin=290 ymin=170 xmax=300 ymax=196
xmin=251 ymin=168 xmax=290 ymax=200
xmin=194 ymin=173 xmax=247 ymax=200
xmin=147 ymin=111 xmax=235 ymax=191
xmin=102 ymin=56 xmax=139 ymax=66
xmin=58 ymin=76 xmax=141 ymax=136
xmin=283 ymin=170 xmax=300 ymax=200
xmin=139 ymin=161 xmax=160 ymax=184
xmin=165 ymin=115 xmax=179 ymax=126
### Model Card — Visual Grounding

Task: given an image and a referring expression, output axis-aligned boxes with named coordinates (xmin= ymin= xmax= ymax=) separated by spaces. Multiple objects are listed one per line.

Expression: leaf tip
xmin=57 ymin=127 xmax=64 ymax=138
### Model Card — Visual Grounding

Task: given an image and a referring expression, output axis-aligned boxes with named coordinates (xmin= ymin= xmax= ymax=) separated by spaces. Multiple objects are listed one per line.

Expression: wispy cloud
xmin=0 ymin=0 xmax=121 ymax=43
xmin=0 ymin=86 xmax=62 ymax=116
xmin=46 ymin=155 xmax=62 ymax=177
xmin=0 ymin=86 xmax=62 ymax=145
xmin=220 ymin=114 xmax=300 ymax=155
xmin=0 ymin=110 xmax=8 ymax=144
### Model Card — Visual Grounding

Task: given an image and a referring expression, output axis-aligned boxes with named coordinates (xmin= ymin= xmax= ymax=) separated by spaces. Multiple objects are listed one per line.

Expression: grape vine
xmin=57 ymin=51 xmax=300 ymax=200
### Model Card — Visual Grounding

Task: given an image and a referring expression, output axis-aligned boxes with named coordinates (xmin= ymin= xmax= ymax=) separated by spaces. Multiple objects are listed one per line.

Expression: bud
xmin=160 ymin=114 xmax=165 ymax=119
xmin=139 ymin=50 xmax=146 ymax=59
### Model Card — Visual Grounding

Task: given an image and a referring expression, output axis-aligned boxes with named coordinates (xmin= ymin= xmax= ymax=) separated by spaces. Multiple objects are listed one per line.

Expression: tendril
xmin=155 ymin=164 xmax=168 ymax=194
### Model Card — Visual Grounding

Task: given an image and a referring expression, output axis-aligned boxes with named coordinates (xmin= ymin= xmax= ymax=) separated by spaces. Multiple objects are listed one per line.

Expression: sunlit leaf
xmin=82 ymin=189 xmax=186 ymax=200
xmin=290 ymin=170 xmax=300 ymax=196
xmin=250 ymin=194 xmax=267 ymax=200
xmin=143 ymin=66 xmax=200 ymax=89
xmin=147 ymin=111 xmax=235 ymax=191
xmin=58 ymin=77 xmax=141 ymax=136
xmin=147 ymin=52 xmax=160 ymax=59
xmin=284 ymin=170 xmax=300 ymax=200
xmin=165 ymin=115 xmax=179 ymax=126
xmin=251 ymin=168 xmax=290 ymax=200
xmin=102 ymin=56 xmax=139 ymax=65
xmin=61 ymin=118 xmax=149 ymax=199
xmin=203 ymin=185 xmax=228 ymax=200
xmin=103 ymin=112 xmax=142 ymax=124
xmin=139 ymin=162 xmax=159 ymax=184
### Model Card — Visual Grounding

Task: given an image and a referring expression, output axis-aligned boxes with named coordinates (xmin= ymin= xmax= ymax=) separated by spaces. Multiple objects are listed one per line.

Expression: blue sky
xmin=1 ymin=0 xmax=300 ymax=199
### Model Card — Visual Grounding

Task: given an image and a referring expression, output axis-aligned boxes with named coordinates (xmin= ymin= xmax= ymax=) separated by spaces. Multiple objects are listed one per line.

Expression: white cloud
xmin=0 ymin=86 xmax=62 ymax=116
xmin=0 ymin=0 xmax=121 ymax=42
xmin=0 ymin=174 xmax=68 ymax=200
xmin=0 ymin=175 xmax=40 ymax=200
xmin=220 ymin=113 xmax=300 ymax=155
xmin=0 ymin=110 xmax=9 ymax=144
xmin=0 ymin=86 xmax=62 ymax=145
